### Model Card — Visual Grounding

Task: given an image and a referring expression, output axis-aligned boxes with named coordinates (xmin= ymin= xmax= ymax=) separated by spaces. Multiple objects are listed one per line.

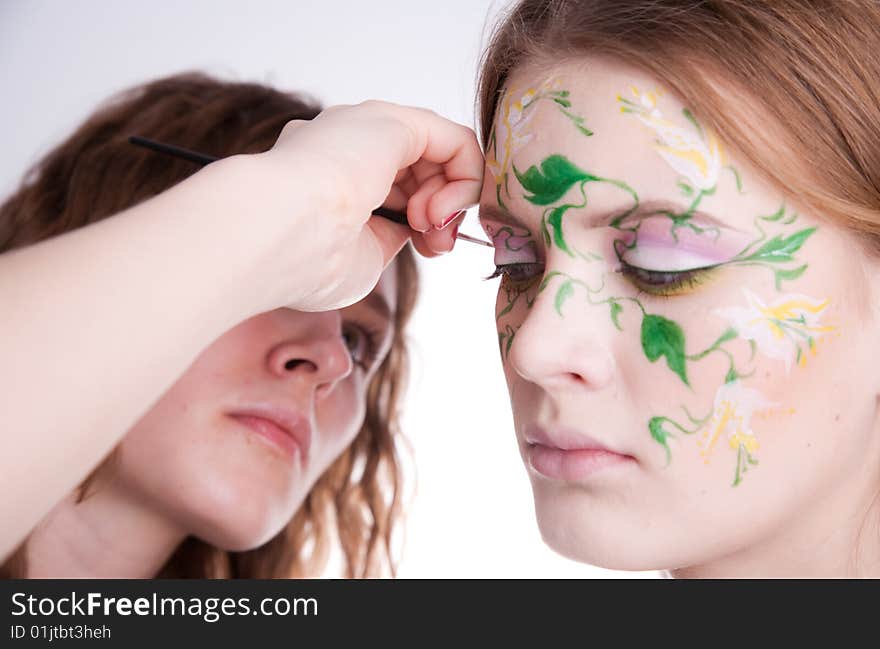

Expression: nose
xmin=266 ymin=310 xmax=353 ymax=398
xmin=507 ymin=277 xmax=616 ymax=392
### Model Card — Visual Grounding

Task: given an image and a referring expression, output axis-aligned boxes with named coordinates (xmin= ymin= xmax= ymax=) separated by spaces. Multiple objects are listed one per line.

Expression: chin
xmin=168 ymin=478 xmax=308 ymax=553
xmin=536 ymin=519 xmax=661 ymax=571
xmin=185 ymin=503 xmax=298 ymax=552
xmin=530 ymin=483 xmax=686 ymax=572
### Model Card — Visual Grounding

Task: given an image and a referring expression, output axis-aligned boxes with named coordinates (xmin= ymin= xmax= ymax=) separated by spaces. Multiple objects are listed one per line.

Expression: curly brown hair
xmin=0 ymin=72 xmax=418 ymax=578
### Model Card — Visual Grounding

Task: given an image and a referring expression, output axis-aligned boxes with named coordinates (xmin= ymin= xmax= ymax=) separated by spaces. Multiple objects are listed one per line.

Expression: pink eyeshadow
xmin=630 ymin=217 xmax=750 ymax=264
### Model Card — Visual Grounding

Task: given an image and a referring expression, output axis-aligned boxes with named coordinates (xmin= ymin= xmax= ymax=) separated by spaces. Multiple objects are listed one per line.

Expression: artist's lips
xmin=523 ymin=426 xmax=636 ymax=481
xmin=227 ymin=404 xmax=312 ymax=466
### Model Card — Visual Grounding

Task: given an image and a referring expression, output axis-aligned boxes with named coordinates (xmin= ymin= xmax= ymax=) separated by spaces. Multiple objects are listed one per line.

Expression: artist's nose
xmin=266 ymin=310 xmax=353 ymax=397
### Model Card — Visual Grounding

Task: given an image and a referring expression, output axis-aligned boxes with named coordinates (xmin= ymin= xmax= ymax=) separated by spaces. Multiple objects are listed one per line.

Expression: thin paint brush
xmin=128 ymin=135 xmax=492 ymax=247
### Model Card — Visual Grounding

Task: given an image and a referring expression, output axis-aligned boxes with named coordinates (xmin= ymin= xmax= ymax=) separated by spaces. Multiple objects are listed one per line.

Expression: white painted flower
xmin=618 ymin=86 xmax=724 ymax=191
xmin=698 ymin=380 xmax=777 ymax=464
xmin=487 ymin=86 xmax=540 ymax=186
xmin=715 ymin=289 xmax=835 ymax=373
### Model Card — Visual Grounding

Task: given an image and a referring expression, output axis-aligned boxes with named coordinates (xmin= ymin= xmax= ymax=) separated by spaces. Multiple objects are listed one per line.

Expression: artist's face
xmin=480 ymin=59 xmax=879 ymax=571
xmin=112 ymin=267 xmax=397 ymax=550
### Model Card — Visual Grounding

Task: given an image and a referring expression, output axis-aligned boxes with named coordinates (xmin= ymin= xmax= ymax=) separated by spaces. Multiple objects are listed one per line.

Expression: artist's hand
xmin=249 ymin=100 xmax=483 ymax=311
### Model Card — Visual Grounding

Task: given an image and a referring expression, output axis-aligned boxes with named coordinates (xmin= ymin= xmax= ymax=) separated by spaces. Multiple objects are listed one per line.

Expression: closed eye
xmin=617 ymin=259 xmax=718 ymax=297
xmin=486 ymin=262 xmax=545 ymax=285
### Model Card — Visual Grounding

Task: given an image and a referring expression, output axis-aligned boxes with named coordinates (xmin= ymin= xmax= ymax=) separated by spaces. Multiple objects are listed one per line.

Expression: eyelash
xmin=487 ymin=261 xmax=716 ymax=297
xmin=486 ymin=263 xmax=544 ymax=286
xmin=617 ymin=260 xmax=716 ymax=297
xmin=342 ymin=323 xmax=382 ymax=371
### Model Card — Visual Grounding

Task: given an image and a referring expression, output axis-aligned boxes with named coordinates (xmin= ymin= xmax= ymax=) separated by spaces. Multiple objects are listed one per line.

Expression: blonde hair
xmin=478 ymin=0 xmax=880 ymax=252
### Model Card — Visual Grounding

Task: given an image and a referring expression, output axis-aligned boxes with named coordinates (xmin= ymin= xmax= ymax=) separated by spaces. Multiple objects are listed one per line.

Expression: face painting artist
xmin=0 ymin=74 xmax=483 ymax=577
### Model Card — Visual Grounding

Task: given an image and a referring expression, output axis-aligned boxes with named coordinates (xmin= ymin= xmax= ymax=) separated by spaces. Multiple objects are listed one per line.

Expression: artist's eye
xmin=618 ymin=260 xmax=716 ymax=297
xmin=486 ymin=262 xmax=545 ymax=286
xmin=341 ymin=323 xmax=379 ymax=371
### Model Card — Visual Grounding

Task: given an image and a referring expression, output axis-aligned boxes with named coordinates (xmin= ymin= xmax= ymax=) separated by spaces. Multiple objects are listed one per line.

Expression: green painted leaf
xmin=558 ymin=108 xmax=594 ymax=136
xmin=546 ymin=205 xmax=574 ymax=256
xmin=538 ymin=270 xmax=561 ymax=293
xmin=498 ymin=327 xmax=517 ymax=358
xmin=555 ymin=281 xmax=574 ymax=316
xmin=726 ymin=165 xmax=744 ymax=194
xmin=513 ymin=155 xmax=593 ymax=205
xmin=641 ymin=314 xmax=689 ymax=385
xmin=773 ymin=264 xmax=807 ymax=290
xmin=496 ymin=299 xmax=515 ymax=320
xmin=553 ymin=97 xmax=572 ymax=108
xmin=609 ymin=301 xmax=624 ymax=330
xmin=682 ymin=405 xmax=712 ymax=427
xmin=648 ymin=417 xmax=672 ymax=465
xmin=682 ymin=108 xmax=703 ymax=136
xmin=759 ymin=205 xmax=786 ymax=222
xmin=714 ymin=327 xmax=738 ymax=347
xmin=740 ymin=227 xmax=816 ymax=264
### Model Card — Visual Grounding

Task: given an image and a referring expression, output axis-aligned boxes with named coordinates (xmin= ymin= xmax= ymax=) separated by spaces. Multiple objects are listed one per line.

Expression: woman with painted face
xmin=0 ymin=73 xmax=482 ymax=575
xmin=477 ymin=0 xmax=880 ymax=577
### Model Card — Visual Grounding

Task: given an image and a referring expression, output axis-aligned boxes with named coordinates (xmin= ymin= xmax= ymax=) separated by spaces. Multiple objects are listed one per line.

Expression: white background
xmin=0 ymin=0 xmax=655 ymax=578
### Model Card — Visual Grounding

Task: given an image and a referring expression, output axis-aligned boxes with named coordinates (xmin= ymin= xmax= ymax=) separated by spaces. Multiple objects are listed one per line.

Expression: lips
xmin=227 ymin=404 xmax=312 ymax=466
xmin=523 ymin=426 xmax=636 ymax=482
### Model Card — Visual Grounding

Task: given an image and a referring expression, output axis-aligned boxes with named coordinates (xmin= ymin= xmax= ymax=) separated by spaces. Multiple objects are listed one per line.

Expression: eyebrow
xmin=479 ymin=200 xmax=742 ymax=233
xmin=619 ymin=200 xmax=742 ymax=232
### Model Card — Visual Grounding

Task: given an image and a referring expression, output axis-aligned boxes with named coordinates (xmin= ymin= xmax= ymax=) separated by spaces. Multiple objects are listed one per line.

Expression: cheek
xmin=495 ymin=282 xmax=528 ymax=377
xmin=495 ymin=278 xmax=540 ymax=330
xmin=314 ymin=377 xmax=367 ymax=465
xmin=625 ymin=258 xmax=856 ymax=487
xmin=115 ymin=394 xmax=303 ymax=542
xmin=738 ymin=316 xmax=858 ymax=485
xmin=110 ymin=368 xmax=315 ymax=549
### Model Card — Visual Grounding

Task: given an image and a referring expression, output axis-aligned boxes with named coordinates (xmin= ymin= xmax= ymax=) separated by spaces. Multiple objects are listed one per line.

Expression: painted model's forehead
xmin=487 ymin=59 xmax=776 ymax=230
xmin=504 ymin=62 xmax=670 ymax=191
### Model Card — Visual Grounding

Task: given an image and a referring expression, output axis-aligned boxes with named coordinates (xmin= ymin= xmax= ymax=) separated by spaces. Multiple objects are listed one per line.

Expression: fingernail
xmin=437 ymin=209 xmax=465 ymax=230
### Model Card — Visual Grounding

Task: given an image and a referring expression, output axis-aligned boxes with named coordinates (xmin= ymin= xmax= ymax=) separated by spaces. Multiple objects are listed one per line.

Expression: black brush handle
xmin=129 ymin=136 xmax=219 ymax=166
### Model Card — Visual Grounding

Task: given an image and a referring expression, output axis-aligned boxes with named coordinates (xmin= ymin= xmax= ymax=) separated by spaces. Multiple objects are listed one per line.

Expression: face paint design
xmin=514 ymin=153 xmax=638 ymax=258
xmin=716 ymin=289 xmax=837 ymax=371
xmin=486 ymin=78 xmax=838 ymax=487
xmin=486 ymin=222 xmax=543 ymax=358
xmin=697 ymin=381 xmax=779 ymax=486
xmin=724 ymin=205 xmax=817 ymax=290
xmin=618 ymin=86 xmax=740 ymax=233
xmin=486 ymin=80 xmax=595 ymax=211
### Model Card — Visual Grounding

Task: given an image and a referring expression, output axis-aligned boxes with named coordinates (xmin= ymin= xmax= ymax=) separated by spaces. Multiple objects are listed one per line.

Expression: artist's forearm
xmin=0 ymin=156 xmax=295 ymax=558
